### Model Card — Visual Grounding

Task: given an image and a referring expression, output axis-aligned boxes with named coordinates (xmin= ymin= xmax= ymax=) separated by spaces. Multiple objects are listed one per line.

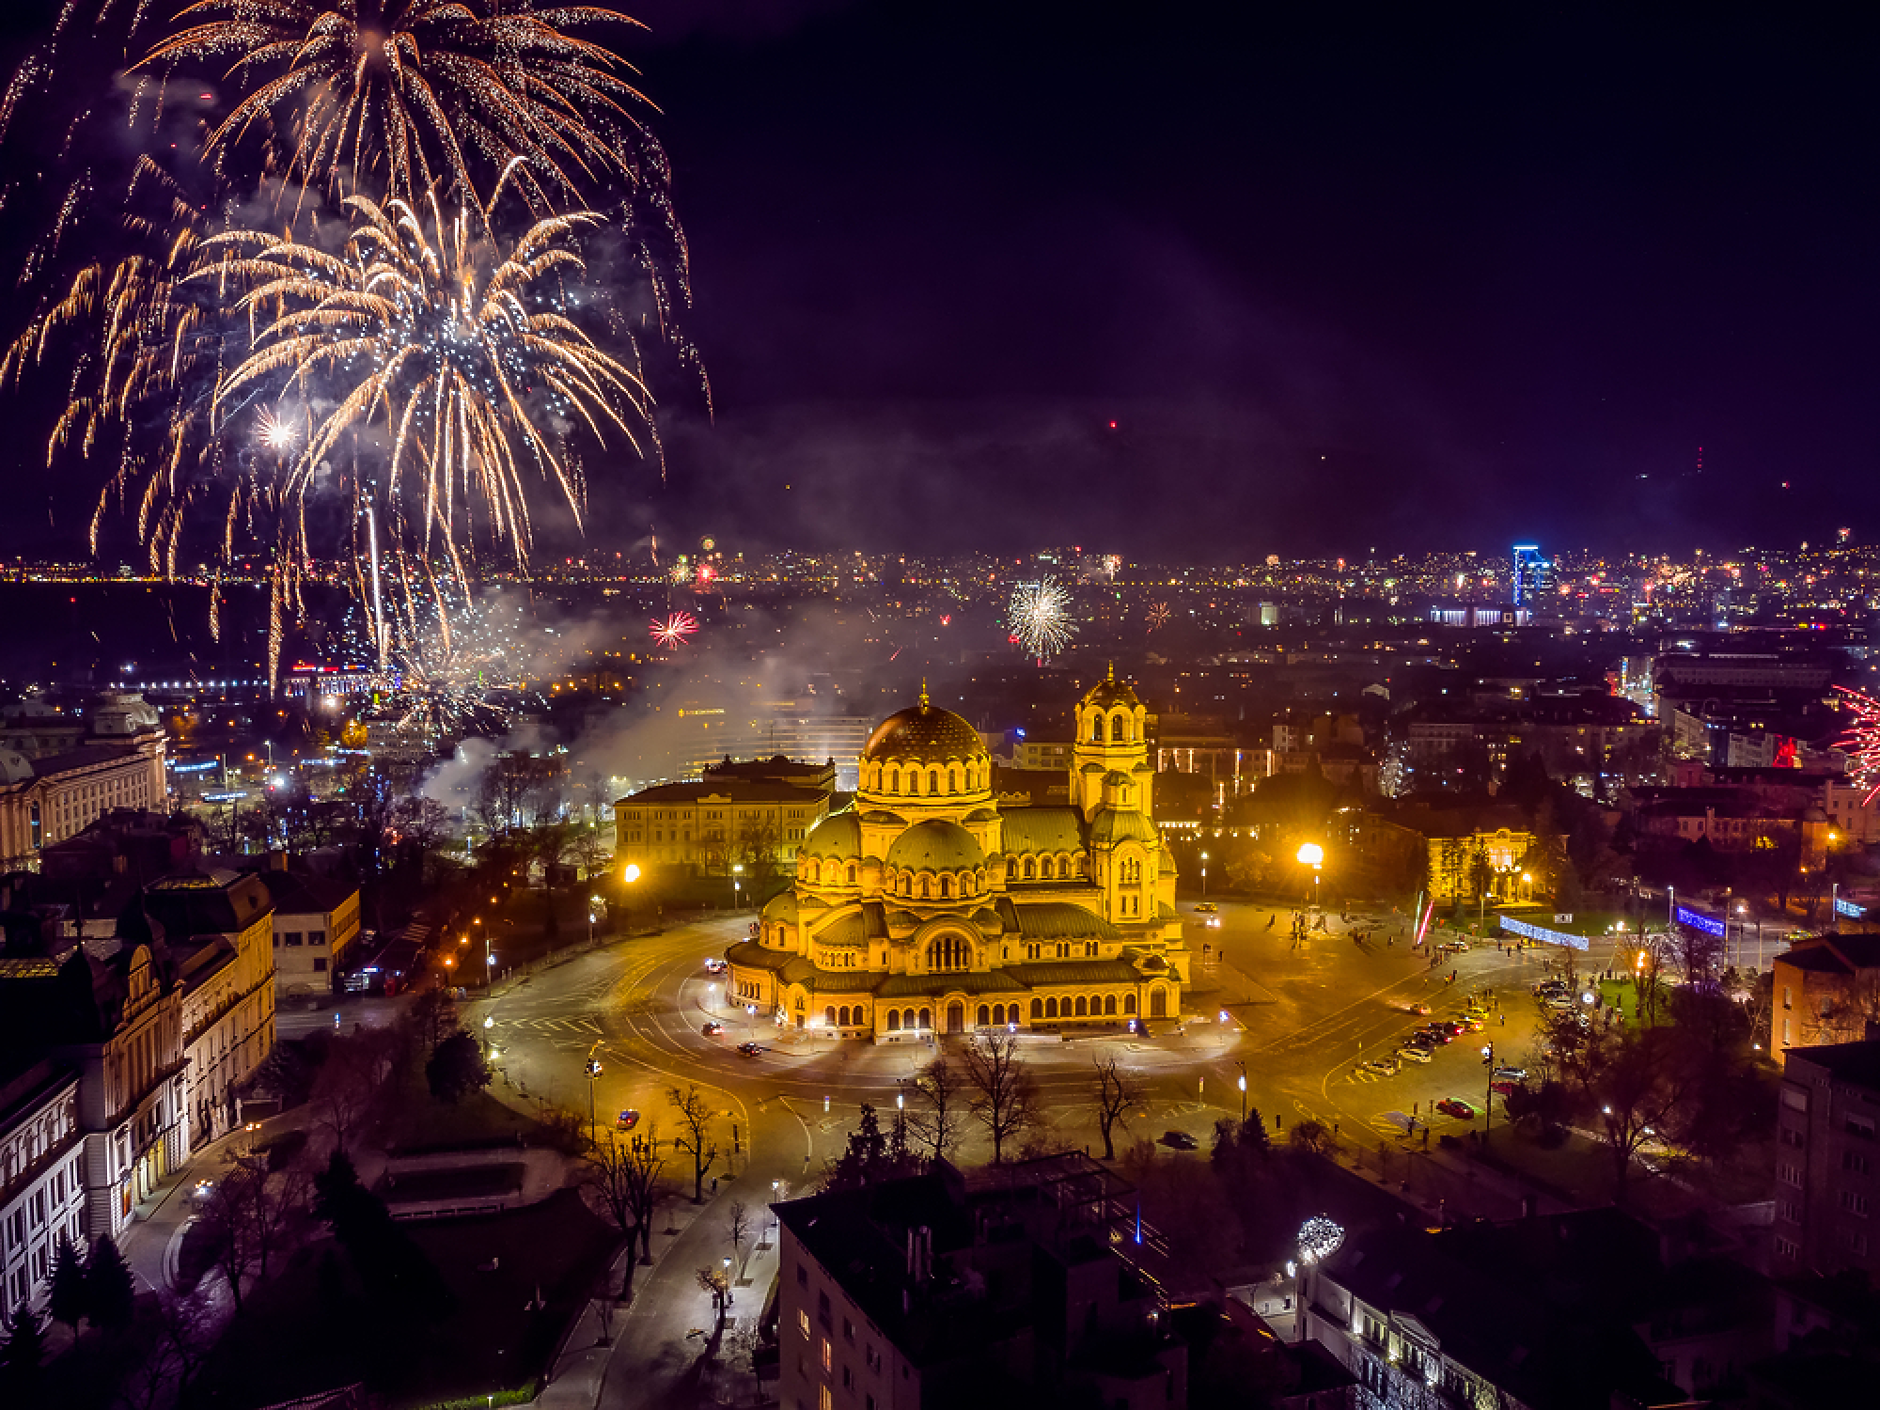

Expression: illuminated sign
xmin=1496 ymin=915 xmax=1589 ymax=951
xmin=167 ymin=759 xmax=220 ymax=774
xmin=200 ymin=790 xmax=249 ymax=803
xmin=1675 ymin=906 xmax=1725 ymax=937
xmin=1837 ymin=897 xmax=1868 ymax=919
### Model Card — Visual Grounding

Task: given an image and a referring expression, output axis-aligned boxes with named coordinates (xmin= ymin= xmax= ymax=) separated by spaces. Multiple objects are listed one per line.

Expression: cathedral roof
xmin=761 ymin=892 xmax=798 ymax=924
xmin=1081 ymin=664 xmax=1143 ymax=711
xmin=801 ymin=810 xmax=863 ymax=861
xmin=1089 ymin=811 xmax=1161 ymax=847
xmin=1001 ymin=807 xmax=1083 ymax=855
xmin=996 ymin=898 xmax=1122 ymax=942
xmin=885 ymin=819 xmax=984 ymax=873
xmin=862 ymin=686 xmax=985 ymax=765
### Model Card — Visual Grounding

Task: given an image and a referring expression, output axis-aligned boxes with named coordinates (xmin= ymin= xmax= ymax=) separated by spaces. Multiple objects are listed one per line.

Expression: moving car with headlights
xmin=1436 ymin=1098 xmax=1477 ymax=1120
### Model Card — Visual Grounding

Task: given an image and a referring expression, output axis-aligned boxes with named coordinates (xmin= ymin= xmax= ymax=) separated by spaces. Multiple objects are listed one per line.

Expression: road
xmin=465 ymin=899 xmax=1634 ymax=1408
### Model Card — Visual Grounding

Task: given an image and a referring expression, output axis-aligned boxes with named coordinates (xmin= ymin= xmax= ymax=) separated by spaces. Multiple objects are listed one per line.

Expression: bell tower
xmin=1071 ymin=665 xmax=1151 ymax=821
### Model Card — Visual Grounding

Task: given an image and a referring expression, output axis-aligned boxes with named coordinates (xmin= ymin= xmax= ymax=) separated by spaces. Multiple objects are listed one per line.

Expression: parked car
xmin=1162 ymin=1129 xmax=1199 ymax=1150
xmin=1453 ymin=1016 xmax=1486 ymax=1032
xmin=1490 ymin=1081 xmax=1520 ymax=1097
xmin=701 ymin=1021 xmax=725 ymax=1037
xmin=735 ymin=1041 xmax=763 ymax=1057
xmin=1493 ymin=1065 xmax=1528 ymax=1082
xmin=1436 ymin=1098 xmax=1477 ymax=1120
xmin=703 ymin=957 xmax=728 ymax=974
xmin=1398 ymin=1045 xmax=1433 ymax=1064
xmin=1420 ymin=1025 xmax=1456 ymax=1044
xmin=617 ymin=1109 xmax=640 ymax=1130
xmin=1362 ymin=1055 xmax=1402 ymax=1076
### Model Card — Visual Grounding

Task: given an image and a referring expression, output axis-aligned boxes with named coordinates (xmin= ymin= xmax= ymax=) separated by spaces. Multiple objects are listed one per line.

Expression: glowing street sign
xmin=1674 ymin=906 xmax=1725 ymax=938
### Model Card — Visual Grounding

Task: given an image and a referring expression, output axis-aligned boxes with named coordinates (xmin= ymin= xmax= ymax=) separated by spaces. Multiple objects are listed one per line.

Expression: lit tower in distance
xmin=1511 ymin=544 xmax=1550 ymax=607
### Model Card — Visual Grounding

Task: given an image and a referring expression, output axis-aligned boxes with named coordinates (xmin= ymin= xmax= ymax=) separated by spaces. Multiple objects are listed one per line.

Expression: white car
xmin=1493 ymin=1065 xmax=1528 ymax=1082
xmin=1398 ymin=1045 xmax=1433 ymax=1064
xmin=703 ymin=957 xmax=728 ymax=975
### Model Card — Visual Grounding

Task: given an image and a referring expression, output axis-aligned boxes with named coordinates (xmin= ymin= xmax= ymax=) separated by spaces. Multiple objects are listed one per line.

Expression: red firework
xmin=1837 ymin=686 xmax=1880 ymax=802
xmin=651 ymin=611 xmax=698 ymax=649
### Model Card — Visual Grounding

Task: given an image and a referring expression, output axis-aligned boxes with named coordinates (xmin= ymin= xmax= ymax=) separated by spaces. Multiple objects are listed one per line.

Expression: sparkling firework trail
xmin=650 ymin=610 xmax=697 ymax=649
xmin=204 ymin=190 xmax=653 ymax=577
xmin=142 ymin=2 xmax=659 ymax=214
xmin=1836 ymin=686 xmax=1880 ymax=803
xmin=1009 ymin=576 xmax=1077 ymax=659
xmin=1145 ymin=601 xmax=1170 ymax=632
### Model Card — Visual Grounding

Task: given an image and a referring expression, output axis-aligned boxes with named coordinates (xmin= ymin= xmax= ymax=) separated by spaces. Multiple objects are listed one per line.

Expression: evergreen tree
xmin=0 ymin=1302 xmax=47 ymax=1397
xmin=85 ymin=1234 xmax=135 ymax=1332
xmin=47 ymin=1232 xmax=89 ymax=1331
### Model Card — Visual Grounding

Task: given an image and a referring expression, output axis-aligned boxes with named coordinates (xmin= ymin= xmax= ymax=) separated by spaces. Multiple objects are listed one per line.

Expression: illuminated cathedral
xmin=723 ymin=670 xmax=1189 ymax=1041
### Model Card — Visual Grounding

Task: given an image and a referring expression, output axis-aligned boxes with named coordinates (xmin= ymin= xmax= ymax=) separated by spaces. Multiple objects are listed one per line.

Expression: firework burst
xmin=143 ymin=1 xmax=658 ymax=214
xmin=1836 ymin=686 xmax=1880 ymax=802
xmin=1145 ymin=601 xmax=1170 ymax=632
xmin=203 ymin=190 xmax=654 ymax=579
xmin=1009 ymin=577 xmax=1077 ymax=659
xmin=650 ymin=610 xmax=697 ymax=649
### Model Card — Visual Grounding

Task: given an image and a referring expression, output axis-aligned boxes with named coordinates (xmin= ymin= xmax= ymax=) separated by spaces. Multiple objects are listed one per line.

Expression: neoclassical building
xmin=724 ymin=672 xmax=1188 ymax=1041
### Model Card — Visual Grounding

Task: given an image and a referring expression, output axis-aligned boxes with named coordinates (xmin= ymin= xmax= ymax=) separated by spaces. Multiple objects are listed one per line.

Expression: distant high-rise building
xmin=1511 ymin=544 xmax=1551 ymax=606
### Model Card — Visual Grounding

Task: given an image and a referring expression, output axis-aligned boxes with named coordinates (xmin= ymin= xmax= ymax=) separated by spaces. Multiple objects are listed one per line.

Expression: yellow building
xmin=724 ymin=672 xmax=1188 ymax=1041
xmin=1424 ymin=817 xmax=1544 ymax=904
xmin=613 ymin=778 xmax=831 ymax=876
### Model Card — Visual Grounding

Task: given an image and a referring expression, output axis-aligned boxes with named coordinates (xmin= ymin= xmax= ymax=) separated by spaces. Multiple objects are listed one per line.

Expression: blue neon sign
xmin=1675 ymin=906 xmax=1725 ymax=937
xmin=1496 ymin=915 xmax=1589 ymax=951
xmin=1837 ymin=897 xmax=1867 ymax=919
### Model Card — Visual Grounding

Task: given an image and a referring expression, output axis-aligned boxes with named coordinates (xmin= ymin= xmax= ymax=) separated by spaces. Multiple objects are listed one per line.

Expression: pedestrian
xmin=711 ymin=1176 xmax=719 ymax=1195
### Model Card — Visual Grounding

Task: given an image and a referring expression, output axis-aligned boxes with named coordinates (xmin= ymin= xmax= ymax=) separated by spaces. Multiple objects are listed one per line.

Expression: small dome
xmin=886 ymin=819 xmax=985 ymax=873
xmin=863 ymin=686 xmax=985 ymax=765
xmin=762 ymin=892 xmax=799 ymax=924
xmin=802 ymin=811 xmax=863 ymax=860
xmin=0 ymin=748 xmax=32 ymax=785
xmin=1081 ymin=664 xmax=1142 ymax=711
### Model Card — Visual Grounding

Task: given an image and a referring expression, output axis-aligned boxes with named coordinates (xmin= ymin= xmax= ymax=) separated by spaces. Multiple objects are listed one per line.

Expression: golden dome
xmin=1081 ymin=663 xmax=1142 ymax=710
xmin=862 ymin=685 xmax=985 ymax=764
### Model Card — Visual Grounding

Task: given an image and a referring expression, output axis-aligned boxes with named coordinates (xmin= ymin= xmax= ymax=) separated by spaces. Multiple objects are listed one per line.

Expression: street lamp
xmin=1481 ymin=1043 xmax=1495 ymax=1137
xmin=723 ymin=1256 xmax=734 ymax=1306
xmin=1200 ymin=851 xmax=1209 ymax=900
xmin=584 ymin=1049 xmax=603 ymax=1143
xmin=746 ymin=1003 xmax=756 ymax=1040
xmin=1296 ymin=842 xmax=1324 ymax=911
xmin=621 ymin=862 xmax=641 ymax=933
xmin=1235 ymin=1061 xmax=1247 ymax=1123
xmin=733 ymin=863 xmax=744 ymax=911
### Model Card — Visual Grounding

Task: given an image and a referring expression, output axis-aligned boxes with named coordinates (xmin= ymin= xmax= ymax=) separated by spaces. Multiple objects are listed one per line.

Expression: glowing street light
xmin=1296 ymin=842 xmax=1324 ymax=909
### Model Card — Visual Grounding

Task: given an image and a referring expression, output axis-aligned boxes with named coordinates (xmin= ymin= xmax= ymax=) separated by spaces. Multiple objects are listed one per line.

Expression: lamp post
xmin=584 ymin=1047 xmax=603 ymax=1143
xmin=1296 ymin=843 xmax=1324 ymax=911
xmin=620 ymin=862 xmax=641 ymax=934
xmin=1481 ymin=1043 xmax=1495 ymax=1138
xmin=746 ymin=1003 xmax=756 ymax=1041
xmin=1200 ymin=851 xmax=1209 ymax=900
xmin=723 ymin=1256 xmax=734 ymax=1306
xmin=1235 ymin=1061 xmax=1247 ymax=1123
xmin=733 ymin=863 xmax=743 ymax=911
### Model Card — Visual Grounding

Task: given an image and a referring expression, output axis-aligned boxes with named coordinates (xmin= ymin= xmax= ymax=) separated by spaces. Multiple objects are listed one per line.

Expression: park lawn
xmin=377 ymin=1073 xmax=548 ymax=1154
xmin=194 ymin=1188 xmax=617 ymax=1410
xmin=378 ymin=1162 xmax=526 ymax=1203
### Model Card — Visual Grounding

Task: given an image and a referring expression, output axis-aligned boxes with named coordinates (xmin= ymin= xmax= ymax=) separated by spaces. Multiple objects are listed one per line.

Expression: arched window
xmin=918 ymin=1006 xmax=932 ymax=1030
xmin=918 ymin=877 xmax=930 ymax=899
xmin=963 ymin=874 xmax=974 ymax=897
xmin=887 ymin=1009 xmax=901 ymax=1031
xmin=1086 ymin=941 xmax=1098 ymax=957
xmin=1045 ymin=997 xmax=1059 ymax=1019
xmin=1150 ymin=988 xmax=1167 ymax=1018
xmin=1090 ymin=713 xmax=1102 ymax=743
xmin=1124 ymin=994 xmax=1137 ymax=1015
xmin=992 ymin=1003 xmax=1005 ymax=1025
xmin=1113 ymin=712 xmax=1127 ymax=742
xmin=1074 ymin=996 xmax=1088 ymax=1017
xmin=847 ymin=863 xmax=858 ymax=885
xmin=939 ymin=876 xmax=951 ymax=899
xmin=977 ymin=1004 xmax=990 ymax=1027
xmin=825 ymin=1006 xmax=836 ymax=1027
xmin=1030 ymin=998 xmax=1044 ymax=1019
xmin=948 ymin=768 xmax=959 ymax=792
xmin=806 ymin=860 xmax=820 ymax=885
xmin=927 ymin=936 xmax=971 ymax=971
xmin=1023 ymin=858 xmax=1036 ymax=880
xmin=838 ymin=1005 xmax=851 ymax=1026
xmin=1104 ymin=995 xmax=1117 ymax=1016
xmin=886 ymin=767 xmax=898 ymax=794
xmin=929 ymin=769 xmax=940 ymax=795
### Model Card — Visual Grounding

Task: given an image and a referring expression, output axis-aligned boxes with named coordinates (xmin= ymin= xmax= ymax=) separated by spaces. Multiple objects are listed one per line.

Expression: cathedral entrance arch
xmin=947 ymin=1001 xmax=964 ymax=1034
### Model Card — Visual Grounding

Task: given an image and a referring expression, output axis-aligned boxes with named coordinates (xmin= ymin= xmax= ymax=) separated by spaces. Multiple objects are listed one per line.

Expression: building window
xmin=821 ymin=1338 xmax=832 ymax=1372
xmin=799 ymin=1310 xmax=811 ymax=1338
xmin=285 ymin=932 xmax=303 ymax=947
xmin=310 ymin=931 xmax=326 ymax=946
xmin=313 ymin=957 xmax=327 ymax=972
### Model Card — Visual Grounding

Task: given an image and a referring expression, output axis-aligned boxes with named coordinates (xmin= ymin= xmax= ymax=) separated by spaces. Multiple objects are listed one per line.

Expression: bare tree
xmin=1092 ymin=1054 xmax=1146 ymax=1160
xmin=114 ymin=1291 xmax=219 ymax=1410
xmin=960 ymin=1031 xmax=1041 ymax=1163
xmin=1584 ymin=1026 xmax=1695 ymax=1197
xmin=727 ymin=1200 xmax=751 ymax=1279
xmin=1288 ymin=1119 xmax=1339 ymax=1156
xmin=197 ymin=1155 xmax=306 ymax=1311
xmin=310 ymin=1030 xmax=393 ymax=1152
xmin=668 ymin=1084 xmax=720 ymax=1202
xmin=697 ymin=1266 xmax=731 ymax=1330
xmin=905 ymin=1056 xmax=966 ymax=1161
xmin=582 ymin=1131 xmax=671 ymax=1297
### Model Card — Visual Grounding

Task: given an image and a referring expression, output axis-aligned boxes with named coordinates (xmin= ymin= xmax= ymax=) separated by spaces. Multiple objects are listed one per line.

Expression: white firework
xmin=1009 ymin=576 xmax=1077 ymax=658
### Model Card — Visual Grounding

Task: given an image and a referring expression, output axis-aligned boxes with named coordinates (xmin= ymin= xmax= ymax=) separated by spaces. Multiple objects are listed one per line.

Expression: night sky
xmin=5 ymin=2 xmax=1879 ymax=559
